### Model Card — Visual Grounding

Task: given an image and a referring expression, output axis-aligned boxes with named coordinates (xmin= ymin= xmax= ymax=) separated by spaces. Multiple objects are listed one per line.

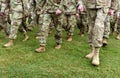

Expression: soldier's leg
xmin=103 ymin=15 xmax=111 ymax=47
xmin=86 ymin=10 xmax=96 ymax=59
xmin=35 ymin=14 xmax=51 ymax=53
xmin=3 ymin=12 xmax=23 ymax=47
xmin=54 ymin=14 xmax=64 ymax=49
xmin=92 ymin=8 xmax=108 ymax=66
xmin=27 ymin=0 xmax=37 ymax=31
xmin=21 ymin=18 xmax=29 ymax=41
xmin=81 ymin=14 xmax=88 ymax=36
xmin=76 ymin=14 xmax=82 ymax=35
xmin=49 ymin=19 xmax=54 ymax=34
xmin=0 ymin=15 xmax=9 ymax=36
xmin=66 ymin=15 xmax=76 ymax=42
xmin=110 ymin=17 xmax=116 ymax=35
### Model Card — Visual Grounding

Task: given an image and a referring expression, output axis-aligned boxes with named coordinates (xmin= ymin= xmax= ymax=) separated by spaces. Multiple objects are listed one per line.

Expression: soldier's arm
xmin=111 ymin=0 xmax=118 ymax=10
xmin=76 ymin=0 xmax=85 ymax=13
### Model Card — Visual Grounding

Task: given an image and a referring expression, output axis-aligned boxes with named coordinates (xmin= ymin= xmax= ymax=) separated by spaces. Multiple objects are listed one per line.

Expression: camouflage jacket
xmin=76 ymin=0 xmax=87 ymax=13
xmin=86 ymin=0 xmax=118 ymax=10
xmin=59 ymin=0 xmax=76 ymax=13
xmin=116 ymin=1 xmax=120 ymax=14
xmin=10 ymin=0 xmax=23 ymax=13
xmin=1 ymin=0 xmax=10 ymax=14
xmin=36 ymin=0 xmax=60 ymax=13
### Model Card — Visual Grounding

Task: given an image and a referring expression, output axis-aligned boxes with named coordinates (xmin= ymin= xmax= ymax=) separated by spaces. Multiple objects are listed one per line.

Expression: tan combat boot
xmin=55 ymin=44 xmax=61 ymax=50
xmin=3 ymin=39 xmax=14 ymax=47
xmin=81 ymin=34 xmax=85 ymax=37
xmin=102 ymin=38 xmax=108 ymax=47
xmin=67 ymin=35 xmax=72 ymax=42
xmin=35 ymin=36 xmax=40 ymax=39
xmin=116 ymin=34 xmax=120 ymax=40
xmin=28 ymin=26 xmax=33 ymax=31
xmin=85 ymin=46 xmax=95 ymax=59
xmin=35 ymin=46 xmax=46 ymax=53
xmin=92 ymin=47 xmax=100 ymax=66
xmin=23 ymin=33 xmax=29 ymax=41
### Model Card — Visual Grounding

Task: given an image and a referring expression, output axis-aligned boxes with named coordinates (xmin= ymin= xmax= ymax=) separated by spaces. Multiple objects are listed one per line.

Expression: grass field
xmin=0 ymin=27 xmax=120 ymax=78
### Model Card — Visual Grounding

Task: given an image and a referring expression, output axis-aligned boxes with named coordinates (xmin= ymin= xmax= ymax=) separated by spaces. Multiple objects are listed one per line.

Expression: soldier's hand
xmin=40 ymin=10 xmax=44 ymax=14
xmin=78 ymin=4 xmax=84 ymax=13
xmin=75 ymin=13 xmax=79 ymax=17
xmin=108 ymin=9 xmax=114 ymax=15
xmin=56 ymin=9 xmax=62 ymax=15
xmin=114 ymin=13 xmax=119 ymax=19
xmin=0 ymin=12 xmax=5 ymax=16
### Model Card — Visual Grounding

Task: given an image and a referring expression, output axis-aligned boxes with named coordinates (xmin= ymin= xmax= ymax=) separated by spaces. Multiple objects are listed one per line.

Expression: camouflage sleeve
xmin=1 ymin=0 xmax=8 ymax=12
xmin=59 ymin=0 xmax=64 ymax=11
xmin=116 ymin=1 xmax=120 ymax=14
xmin=77 ymin=0 xmax=83 ymax=5
xmin=111 ymin=0 xmax=118 ymax=10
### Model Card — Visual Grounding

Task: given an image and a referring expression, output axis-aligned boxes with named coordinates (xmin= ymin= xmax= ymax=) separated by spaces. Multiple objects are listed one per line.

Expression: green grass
xmin=0 ymin=27 xmax=120 ymax=78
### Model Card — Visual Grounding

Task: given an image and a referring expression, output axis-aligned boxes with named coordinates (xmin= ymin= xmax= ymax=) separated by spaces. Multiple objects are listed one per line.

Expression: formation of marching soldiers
xmin=0 ymin=0 xmax=120 ymax=66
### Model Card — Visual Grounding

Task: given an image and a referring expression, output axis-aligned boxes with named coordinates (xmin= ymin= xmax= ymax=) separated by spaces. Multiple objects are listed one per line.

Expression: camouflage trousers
xmin=9 ymin=11 xmax=23 ymax=39
xmin=0 ymin=15 xmax=9 ymax=36
xmin=104 ymin=15 xmax=111 ymax=39
xmin=76 ymin=14 xmax=88 ymax=34
xmin=38 ymin=13 xmax=76 ymax=46
xmin=104 ymin=14 xmax=118 ymax=38
xmin=88 ymin=8 xmax=109 ymax=47
xmin=61 ymin=14 xmax=76 ymax=36
xmin=38 ymin=13 xmax=61 ymax=46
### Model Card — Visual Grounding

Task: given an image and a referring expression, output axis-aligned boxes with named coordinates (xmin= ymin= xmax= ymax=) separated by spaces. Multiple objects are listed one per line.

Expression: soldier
xmin=35 ymin=0 xmax=61 ymax=52
xmin=52 ymin=0 xmax=77 ymax=50
xmin=57 ymin=0 xmax=77 ymax=42
xmin=85 ymin=0 xmax=117 ymax=66
xmin=3 ymin=0 xmax=28 ymax=47
xmin=76 ymin=0 xmax=88 ymax=36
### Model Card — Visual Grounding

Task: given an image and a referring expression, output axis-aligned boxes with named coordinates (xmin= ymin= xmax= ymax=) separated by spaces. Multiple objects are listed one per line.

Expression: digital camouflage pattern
xmin=36 ymin=0 xmax=61 ymax=46
xmin=87 ymin=0 xmax=117 ymax=47
xmin=9 ymin=0 xmax=23 ymax=39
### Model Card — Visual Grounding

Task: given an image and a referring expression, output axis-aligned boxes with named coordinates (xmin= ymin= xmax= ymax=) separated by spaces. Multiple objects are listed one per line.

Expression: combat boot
xmin=55 ymin=44 xmax=61 ymax=49
xmin=92 ymin=47 xmax=100 ymax=66
xmin=102 ymin=38 xmax=108 ymax=47
xmin=23 ymin=33 xmax=29 ymax=41
xmin=35 ymin=36 xmax=40 ymax=39
xmin=85 ymin=46 xmax=95 ymax=59
xmin=67 ymin=35 xmax=72 ymax=42
xmin=28 ymin=26 xmax=33 ymax=31
xmin=81 ymin=34 xmax=85 ymax=37
xmin=78 ymin=32 xmax=85 ymax=37
xmin=35 ymin=46 xmax=46 ymax=53
xmin=3 ymin=39 xmax=14 ymax=47
xmin=116 ymin=34 xmax=120 ymax=40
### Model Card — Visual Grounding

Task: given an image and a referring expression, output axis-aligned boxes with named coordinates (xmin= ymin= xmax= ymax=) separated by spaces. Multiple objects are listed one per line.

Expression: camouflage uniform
xmin=87 ymin=0 xmax=117 ymax=48
xmin=59 ymin=0 xmax=77 ymax=38
xmin=86 ymin=0 xmax=117 ymax=66
xmin=0 ymin=0 xmax=10 ymax=36
xmin=104 ymin=13 xmax=117 ymax=39
xmin=76 ymin=0 xmax=88 ymax=35
xmin=36 ymin=0 xmax=60 ymax=47
xmin=25 ymin=0 xmax=37 ymax=28
xmin=9 ymin=0 xmax=23 ymax=39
